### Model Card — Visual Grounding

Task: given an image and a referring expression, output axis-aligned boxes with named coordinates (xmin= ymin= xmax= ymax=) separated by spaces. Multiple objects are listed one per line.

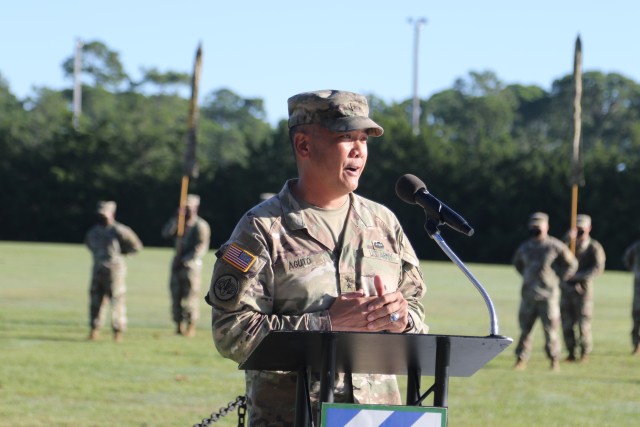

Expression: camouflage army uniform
xmin=560 ymin=236 xmax=605 ymax=359
xmin=623 ymin=240 xmax=640 ymax=353
xmin=512 ymin=236 xmax=578 ymax=363
xmin=85 ymin=221 xmax=143 ymax=333
xmin=206 ymin=180 xmax=428 ymax=426
xmin=162 ymin=215 xmax=211 ymax=329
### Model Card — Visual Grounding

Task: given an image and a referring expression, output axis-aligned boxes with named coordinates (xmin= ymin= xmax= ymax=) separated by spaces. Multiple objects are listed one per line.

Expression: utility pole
xmin=408 ymin=17 xmax=427 ymax=136
xmin=72 ymin=38 xmax=83 ymax=131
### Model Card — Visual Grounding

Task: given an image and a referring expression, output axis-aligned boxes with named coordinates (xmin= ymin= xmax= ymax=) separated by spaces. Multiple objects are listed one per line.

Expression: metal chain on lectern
xmin=193 ymin=395 xmax=247 ymax=427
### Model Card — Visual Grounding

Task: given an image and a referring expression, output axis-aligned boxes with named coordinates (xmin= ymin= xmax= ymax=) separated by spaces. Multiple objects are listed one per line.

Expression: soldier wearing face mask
xmin=560 ymin=214 xmax=606 ymax=363
xmin=512 ymin=212 xmax=578 ymax=371
xmin=85 ymin=201 xmax=143 ymax=342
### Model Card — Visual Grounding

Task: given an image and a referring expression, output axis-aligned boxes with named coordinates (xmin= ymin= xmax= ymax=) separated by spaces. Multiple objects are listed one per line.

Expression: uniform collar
xmin=278 ymin=179 xmax=375 ymax=231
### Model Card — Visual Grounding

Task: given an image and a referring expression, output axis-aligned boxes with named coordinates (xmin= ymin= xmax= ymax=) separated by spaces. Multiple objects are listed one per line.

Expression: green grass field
xmin=1 ymin=241 xmax=639 ymax=426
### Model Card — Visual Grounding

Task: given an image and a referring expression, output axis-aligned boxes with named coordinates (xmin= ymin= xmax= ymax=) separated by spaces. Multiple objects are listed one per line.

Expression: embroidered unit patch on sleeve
xmin=213 ymin=275 xmax=239 ymax=301
xmin=222 ymin=243 xmax=257 ymax=272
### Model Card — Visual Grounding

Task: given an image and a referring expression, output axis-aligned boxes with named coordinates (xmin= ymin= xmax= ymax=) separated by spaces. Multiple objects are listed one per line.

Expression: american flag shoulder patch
xmin=222 ymin=243 xmax=257 ymax=272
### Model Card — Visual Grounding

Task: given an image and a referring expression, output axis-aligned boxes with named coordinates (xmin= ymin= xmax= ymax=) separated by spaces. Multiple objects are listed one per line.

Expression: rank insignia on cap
xmin=222 ymin=243 xmax=257 ymax=272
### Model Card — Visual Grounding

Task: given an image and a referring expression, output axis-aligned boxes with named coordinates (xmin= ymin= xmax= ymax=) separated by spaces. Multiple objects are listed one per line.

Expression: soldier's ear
xmin=293 ymin=132 xmax=311 ymax=158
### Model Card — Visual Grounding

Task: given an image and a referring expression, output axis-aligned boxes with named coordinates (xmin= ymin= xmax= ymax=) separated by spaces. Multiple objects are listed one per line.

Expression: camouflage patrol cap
xmin=528 ymin=212 xmax=548 ymax=227
xmin=287 ymin=90 xmax=384 ymax=137
xmin=186 ymin=194 xmax=200 ymax=207
xmin=576 ymin=214 xmax=592 ymax=228
xmin=96 ymin=201 xmax=116 ymax=215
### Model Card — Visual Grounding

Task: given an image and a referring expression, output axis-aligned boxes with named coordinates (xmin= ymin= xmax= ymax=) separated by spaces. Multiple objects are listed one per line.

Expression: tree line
xmin=1 ymin=41 xmax=639 ymax=270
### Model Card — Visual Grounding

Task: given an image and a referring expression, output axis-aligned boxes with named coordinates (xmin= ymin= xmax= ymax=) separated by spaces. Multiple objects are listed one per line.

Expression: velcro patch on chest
xmin=282 ymin=253 xmax=326 ymax=273
xmin=363 ymin=247 xmax=399 ymax=263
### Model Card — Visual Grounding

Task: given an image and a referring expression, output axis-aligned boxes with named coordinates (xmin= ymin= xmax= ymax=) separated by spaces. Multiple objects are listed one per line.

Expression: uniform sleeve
xmin=180 ymin=220 xmax=211 ymax=263
xmin=207 ymin=220 xmax=331 ymax=364
xmin=396 ymin=230 xmax=428 ymax=334
xmin=571 ymin=241 xmax=606 ymax=282
xmin=161 ymin=217 xmax=177 ymax=239
xmin=555 ymin=241 xmax=578 ymax=280
xmin=84 ymin=229 xmax=93 ymax=251
xmin=512 ymin=244 xmax=525 ymax=275
xmin=117 ymin=225 xmax=143 ymax=255
xmin=623 ymin=243 xmax=638 ymax=270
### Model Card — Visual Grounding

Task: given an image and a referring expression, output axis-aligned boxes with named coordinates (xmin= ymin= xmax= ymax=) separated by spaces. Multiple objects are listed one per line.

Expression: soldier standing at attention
xmin=623 ymin=237 xmax=640 ymax=355
xmin=512 ymin=212 xmax=578 ymax=371
xmin=206 ymin=90 xmax=428 ymax=425
xmin=560 ymin=214 xmax=606 ymax=363
xmin=85 ymin=201 xmax=143 ymax=342
xmin=162 ymin=194 xmax=211 ymax=336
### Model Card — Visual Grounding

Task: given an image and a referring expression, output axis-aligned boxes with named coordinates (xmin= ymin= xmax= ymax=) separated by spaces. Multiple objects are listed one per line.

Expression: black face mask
xmin=529 ymin=228 xmax=542 ymax=237
xmin=577 ymin=228 xmax=585 ymax=237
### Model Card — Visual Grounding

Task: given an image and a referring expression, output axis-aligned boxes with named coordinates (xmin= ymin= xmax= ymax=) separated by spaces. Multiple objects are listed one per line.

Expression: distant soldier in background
xmin=162 ymin=194 xmax=211 ymax=336
xmin=512 ymin=212 xmax=578 ymax=371
xmin=560 ymin=214 xmax=606 ymax=363
xmin=85 ymin=201 xmax=143 ymax=342
xmin=623 ymin=237 xmax=640 ymax=355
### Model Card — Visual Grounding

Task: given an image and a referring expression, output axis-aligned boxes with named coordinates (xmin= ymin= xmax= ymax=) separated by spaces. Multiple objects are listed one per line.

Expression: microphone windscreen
xmin=395 ymin=174 xmax=427 ymax=204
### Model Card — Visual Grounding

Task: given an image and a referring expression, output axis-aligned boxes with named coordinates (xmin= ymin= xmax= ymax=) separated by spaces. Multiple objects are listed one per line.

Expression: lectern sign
xmin=321 ymin=403 xmax=447 ymax=427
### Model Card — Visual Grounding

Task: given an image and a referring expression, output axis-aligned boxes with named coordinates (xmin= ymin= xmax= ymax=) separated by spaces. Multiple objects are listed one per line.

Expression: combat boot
xmin=113 ymin=330 xmax=122 ymax=343
xmin=88 ymin=328 xmax=99 ymax=341
xmin=513 ymin=358 xmax=526 ymax=371
xmin=175 ymin=322 xmax=184 ymax=335
xmin=550 ymin=359 xmax=560 ymax=372
xmin=632 ymin=344 xmax=639 ymax=356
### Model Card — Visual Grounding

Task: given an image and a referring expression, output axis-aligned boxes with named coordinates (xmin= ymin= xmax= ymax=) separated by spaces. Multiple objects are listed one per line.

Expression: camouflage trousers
xmin=632 ymin=278 xmax=640 ymax=348
xmin=515 ymin=297 xmax=561 ymax=361
xmin=170 ymin=265 xmax=202 ymax=324
xmin=244 ymin=370 xmax=401 ymax=426
xmin=560 ymin=287 xmax=594 ymax=357
xmin=89 ymin=264 xmax=127 ymax=332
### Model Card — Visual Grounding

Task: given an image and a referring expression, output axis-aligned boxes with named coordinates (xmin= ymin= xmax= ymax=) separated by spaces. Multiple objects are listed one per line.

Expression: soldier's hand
xmin=328 ymin=290 xmax=372 ymax=331
xmin=363 ymin=276 xmax=408 ymax=333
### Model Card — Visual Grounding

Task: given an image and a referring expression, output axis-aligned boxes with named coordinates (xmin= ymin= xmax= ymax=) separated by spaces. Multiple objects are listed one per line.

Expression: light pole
xmin=408 ymin=17 xmax=427 ymax=136
xmin=72 ymin=38 xmax=83 ymax=131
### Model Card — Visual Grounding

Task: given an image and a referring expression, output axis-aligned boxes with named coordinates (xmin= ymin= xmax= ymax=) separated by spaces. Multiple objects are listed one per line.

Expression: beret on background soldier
xmin=287 ymin=89 xmax=384 ymax=137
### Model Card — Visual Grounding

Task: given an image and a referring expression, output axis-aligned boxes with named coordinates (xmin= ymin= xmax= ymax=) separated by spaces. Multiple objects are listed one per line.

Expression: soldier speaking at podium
xmin=206 ymin=90 xmax=428 ymax=425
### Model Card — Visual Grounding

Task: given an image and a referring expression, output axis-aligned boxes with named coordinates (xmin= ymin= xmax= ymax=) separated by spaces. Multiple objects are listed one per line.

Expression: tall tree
xmin=62 ymin=40 xmax=128 ymax=90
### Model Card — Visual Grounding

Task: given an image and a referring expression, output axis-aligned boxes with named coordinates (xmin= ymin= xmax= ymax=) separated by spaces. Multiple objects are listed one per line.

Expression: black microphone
xmin=395 ymin=174 xmax=474 ymax=236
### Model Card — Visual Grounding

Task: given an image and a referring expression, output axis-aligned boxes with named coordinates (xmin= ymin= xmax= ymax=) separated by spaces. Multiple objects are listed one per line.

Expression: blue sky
xmin=1 ymin=1 xmax=637 ymax=124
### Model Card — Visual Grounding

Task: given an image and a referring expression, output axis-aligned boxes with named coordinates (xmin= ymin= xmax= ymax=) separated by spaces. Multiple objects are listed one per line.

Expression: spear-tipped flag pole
xmin=569 ymin=35 xmax=584 ymax=254
xmin=176 ymin=42 xmax=203 ymax=252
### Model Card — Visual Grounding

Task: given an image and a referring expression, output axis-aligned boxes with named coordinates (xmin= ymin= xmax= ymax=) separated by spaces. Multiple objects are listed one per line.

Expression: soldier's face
xmin=305 ymin=126 xmax=369 ymax=196
xmin=529 ymin=223 xmax=548 ymax=239
xmin=577 ymin=226 xmax=590 ymax=239
xmin=97 ymin=214 xmax=108 ymax=225
xmin=185 ymin=206 xmax=195 ymax=220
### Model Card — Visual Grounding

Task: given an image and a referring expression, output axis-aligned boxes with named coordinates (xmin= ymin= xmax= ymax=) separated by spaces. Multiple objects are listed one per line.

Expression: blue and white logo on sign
xmin=321 ymin=404 xmax=447 ymax=427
